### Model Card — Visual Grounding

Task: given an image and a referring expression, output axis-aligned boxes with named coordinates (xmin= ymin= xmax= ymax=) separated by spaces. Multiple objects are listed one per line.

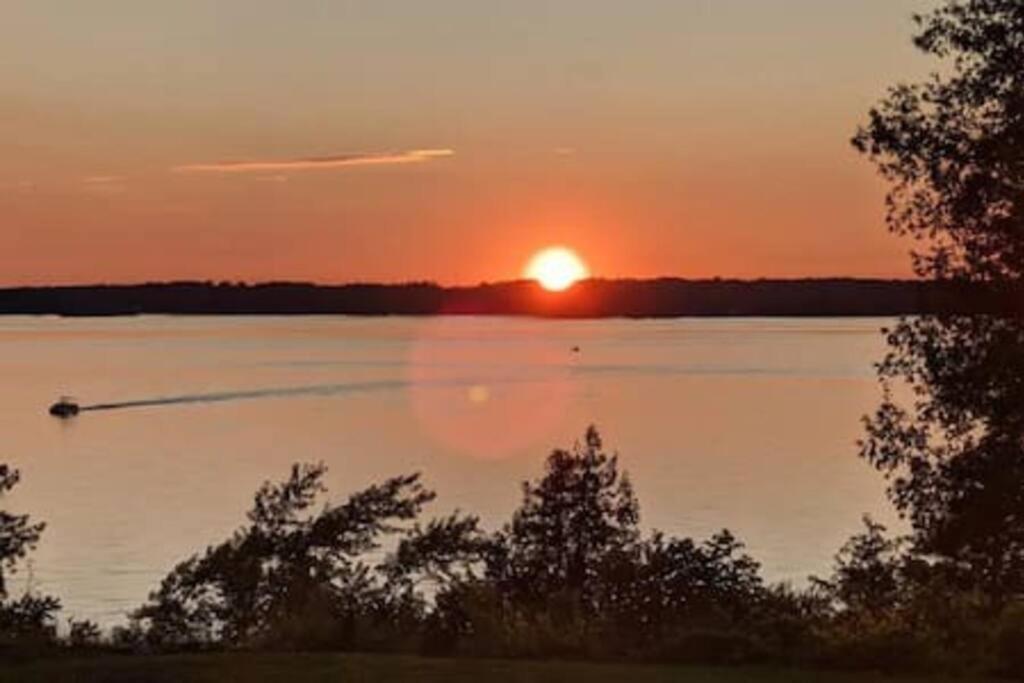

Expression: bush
xmin=0 ymin=593 xmax=60 ymax=659
xmin=66 ymin=618 xmax=102 ymax=648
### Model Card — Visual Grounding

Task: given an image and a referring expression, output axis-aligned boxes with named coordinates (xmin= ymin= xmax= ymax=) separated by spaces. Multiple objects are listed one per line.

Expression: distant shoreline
xmin=0 ymin=278 xmax=999 ymax=318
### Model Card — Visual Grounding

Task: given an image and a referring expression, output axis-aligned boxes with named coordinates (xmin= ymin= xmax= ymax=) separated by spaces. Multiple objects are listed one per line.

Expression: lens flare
xmin=408 ymin=318 xmax=577 ymax=459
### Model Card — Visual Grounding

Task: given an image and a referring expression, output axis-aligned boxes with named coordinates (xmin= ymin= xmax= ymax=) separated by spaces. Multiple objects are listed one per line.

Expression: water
xmin=0 ymin=315 xmax=897 ymax=625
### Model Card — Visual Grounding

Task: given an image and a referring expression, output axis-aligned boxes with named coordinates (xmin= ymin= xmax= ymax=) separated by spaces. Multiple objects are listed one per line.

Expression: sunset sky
xmin=2 ymin=1 xmax=938 ymax=286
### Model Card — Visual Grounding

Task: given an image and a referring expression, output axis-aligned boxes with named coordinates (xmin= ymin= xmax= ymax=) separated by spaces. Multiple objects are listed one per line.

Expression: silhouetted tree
xmin=123 ymin=432 xmax=843 ymax=665
xmin=66 ymin=618 xmax=102 ymax=648
xmin=638 ymin=530 xmax=763 ymax=627
xmin=853 ymin=0 xmax=1024 ymax=600
xmin=0 ymin=464 xmax=59 ymax=648
xmin=574 ymin=528 xmax=768 ymax=661
xmin=457 ymin=427 xmax=768 ymax=660
xmin=0 ymin=465 xmax=44 ymax=599
xmin=383 ymin=512 xmax=490 ymax=592
xmin=134 ymin=463 xmax=437 ymax=649
xmin=489 ymin=426 xmax=640 ymax=610
xmin=815 ymin=518 xmax=908 ymax=620
xmin=382 ymin=514 xmax=495 ymax=656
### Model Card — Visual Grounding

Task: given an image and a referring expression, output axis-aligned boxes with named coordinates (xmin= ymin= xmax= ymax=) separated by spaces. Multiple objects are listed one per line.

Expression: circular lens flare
xmin=408 ymin=318 xmax=577 ymax=459
xmin=524 ymin=247 xmax=589 ymax=291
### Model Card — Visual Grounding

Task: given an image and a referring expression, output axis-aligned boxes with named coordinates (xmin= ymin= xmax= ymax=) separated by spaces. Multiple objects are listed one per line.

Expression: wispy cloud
xmin=172 ymin=149 xmax=454 ymax=174
xmin=82 ymin=175 xmax=127 ymax=195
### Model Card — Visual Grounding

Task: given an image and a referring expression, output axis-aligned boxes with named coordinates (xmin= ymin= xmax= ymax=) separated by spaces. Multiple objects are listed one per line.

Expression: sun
xmin=524 ymin=246 xmax=589 ymax=291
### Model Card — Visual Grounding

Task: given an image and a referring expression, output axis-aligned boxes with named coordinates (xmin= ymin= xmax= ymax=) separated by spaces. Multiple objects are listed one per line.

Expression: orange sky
xmin=0 ymin=1 xmax=938 ymax=286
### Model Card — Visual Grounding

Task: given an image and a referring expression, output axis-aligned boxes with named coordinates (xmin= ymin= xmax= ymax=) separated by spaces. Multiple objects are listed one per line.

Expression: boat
xmin=49 ymin=397 xmax=80 ymax=418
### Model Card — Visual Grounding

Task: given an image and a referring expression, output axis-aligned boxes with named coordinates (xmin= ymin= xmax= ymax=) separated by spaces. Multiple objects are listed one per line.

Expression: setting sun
xmin=524 ymin=247 xmax=589 ymax=291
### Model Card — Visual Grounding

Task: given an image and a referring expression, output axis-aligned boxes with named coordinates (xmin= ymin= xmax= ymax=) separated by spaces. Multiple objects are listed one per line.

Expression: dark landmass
xmin=0 ymin=278 xmax=1004 ymax=318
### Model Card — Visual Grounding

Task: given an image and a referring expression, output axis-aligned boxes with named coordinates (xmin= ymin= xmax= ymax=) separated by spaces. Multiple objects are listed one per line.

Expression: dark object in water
xmin=49 ymin=397 xmax=80 ymax=418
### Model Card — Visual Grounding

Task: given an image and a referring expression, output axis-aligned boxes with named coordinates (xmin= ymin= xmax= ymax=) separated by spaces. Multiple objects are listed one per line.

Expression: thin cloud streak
xmin=172 ymin=149 xmax=454 ymax=174
xmin=82 ymin=175 xmax=127 ymax=196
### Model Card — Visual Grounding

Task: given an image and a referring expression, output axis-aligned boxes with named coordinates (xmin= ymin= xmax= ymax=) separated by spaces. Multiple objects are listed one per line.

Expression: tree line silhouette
xmin=0 ymin=278 xmax=1009 ymax=318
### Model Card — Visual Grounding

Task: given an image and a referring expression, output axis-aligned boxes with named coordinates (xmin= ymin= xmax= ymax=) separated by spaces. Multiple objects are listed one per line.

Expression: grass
xmin=0 ymin=653 xmax=998 ymax=683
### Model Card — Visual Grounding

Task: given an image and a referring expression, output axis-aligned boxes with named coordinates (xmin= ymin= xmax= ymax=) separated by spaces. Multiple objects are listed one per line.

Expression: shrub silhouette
xmin=134 ymin=463 xmax=443 ymax=650
xmin=128 ymin=426 xmax=1024 ymax=673
xmin=134 ymin=428 xmax=781 ymax=663
xmin=0 ymin=464 xmax=59 ymax=653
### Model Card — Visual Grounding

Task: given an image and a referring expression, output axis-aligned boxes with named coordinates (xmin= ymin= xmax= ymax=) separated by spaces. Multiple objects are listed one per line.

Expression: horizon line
xmin=0 ymin=276 xmax=930 ymax=290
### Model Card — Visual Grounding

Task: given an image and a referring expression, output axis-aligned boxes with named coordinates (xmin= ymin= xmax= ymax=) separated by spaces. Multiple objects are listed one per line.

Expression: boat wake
xmin=80 ymin=380 xmax=406 ymax=412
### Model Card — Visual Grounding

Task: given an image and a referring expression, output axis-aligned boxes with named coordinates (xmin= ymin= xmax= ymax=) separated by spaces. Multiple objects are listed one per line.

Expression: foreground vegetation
xmin=0 ymin=652 xmax=998 ymax=683
xmin=5 ymin=427 xmax=1024 ymax=677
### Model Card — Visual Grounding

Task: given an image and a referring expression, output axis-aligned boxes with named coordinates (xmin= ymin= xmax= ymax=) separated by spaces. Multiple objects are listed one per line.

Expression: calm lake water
xmin=1 ymin=315 xmax=898 ymax=626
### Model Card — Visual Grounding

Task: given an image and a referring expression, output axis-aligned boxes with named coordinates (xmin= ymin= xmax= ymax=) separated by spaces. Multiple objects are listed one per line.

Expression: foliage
xmin=488 ymin=426 xmax=640 ymax=609
xmin=0 ymin=464 xmax=45 ymax=598
xmin=814 ymin=517 xmax=908 ymax=619
xmin=639 ymin=530 xmax=763 ymax=624
xmin=0 ymin=593 xmax=61 ymax=651
xmin=132 ymin=464 xmax=444 ymax=651
xmin=66 ymin=618 xmax=102 ymax=648
xmin=853 ymin=0 xmax=1024 ymax=602
xmin=383 ymin=513 xmax=491 ymax=591
xmin=131 ymin=429 xmax=782 ymax=665
xmin=852 ymin=0 xmax=1024 ymax=281
xmin=117 ymin=425 xmax=1024 ymax=674
xmin=0 ymin=464 xmax=59 ymax=653
xmin=411 ymin=427 xmax=773 ymax=661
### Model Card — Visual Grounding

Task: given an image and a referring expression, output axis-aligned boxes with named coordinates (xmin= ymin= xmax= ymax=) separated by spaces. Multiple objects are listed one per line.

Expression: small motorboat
xmin=49 ymin=397 xmax=80 ymax=418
